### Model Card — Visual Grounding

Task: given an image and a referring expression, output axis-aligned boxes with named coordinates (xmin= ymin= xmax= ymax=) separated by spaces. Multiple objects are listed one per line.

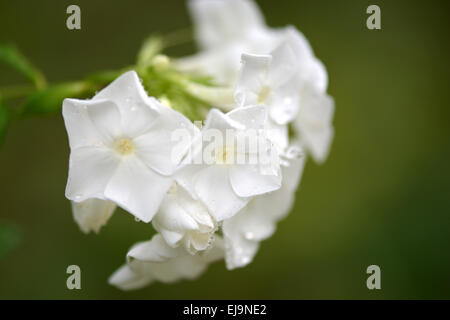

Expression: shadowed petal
xmin=104 ymin=156 xmax=173 ymax=223
xmin=65 ymin=146 xmax=119 ymax=202
xmin=71 ymin=199 xmax=116 ymax=234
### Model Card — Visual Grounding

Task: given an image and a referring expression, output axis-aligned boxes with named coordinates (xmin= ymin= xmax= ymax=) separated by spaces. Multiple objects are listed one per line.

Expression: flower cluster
xmin=62 ymin=0 xmax=334 ymax=290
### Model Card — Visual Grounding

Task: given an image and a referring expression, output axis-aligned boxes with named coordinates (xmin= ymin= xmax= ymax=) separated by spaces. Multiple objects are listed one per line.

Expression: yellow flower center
xmin=258 ymin=85 xmax=271 ymax=104
xmin=114 ymin=138 xmax=134 ymax=156
xmin=168 ymin=182 xmax=178 ymax=195
xmin=215 ymin=146 xmax=235 ymax=164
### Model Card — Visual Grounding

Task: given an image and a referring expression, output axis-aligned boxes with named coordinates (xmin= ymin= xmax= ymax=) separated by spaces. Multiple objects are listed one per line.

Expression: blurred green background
xmin=1 ymin=0 xmax=449 ymax=299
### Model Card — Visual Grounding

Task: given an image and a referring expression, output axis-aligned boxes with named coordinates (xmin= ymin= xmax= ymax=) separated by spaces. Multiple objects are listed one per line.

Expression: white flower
xmin=177 ymin=105 xmax=283 ymax=222
xmin=233 ymin=48 xmax=298 ymax=153
xmin=71 ymin=199 xmax=116 ymax=234
xmin=108 ymin=234 xmax=224 ymax=290
xmin=152 ymin=182 xmax=217 ymax=254
xmin=63 ymin=71 xmax=198 ymax=223
xmin=60 ymin=0 xmax=335 ymax=289
xmin=235 ymin=27 xmax=335 ymax=163
xmin=177 ymin=0 xmax=282 ymax=85
xmin=235 ymin=51 xmax=300 ymax=126
xmin=223 ymin=146 xmax=305 ymax=269
xmin=232 ymin=43 xmax=298 ymax=154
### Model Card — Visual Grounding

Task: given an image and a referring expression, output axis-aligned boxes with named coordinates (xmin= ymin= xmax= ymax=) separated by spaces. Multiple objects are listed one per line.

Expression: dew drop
xmin=245 ymin=232 xmax=255 ymax=240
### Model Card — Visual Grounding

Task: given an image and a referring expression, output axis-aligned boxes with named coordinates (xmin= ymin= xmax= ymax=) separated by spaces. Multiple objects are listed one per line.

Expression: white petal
xmin=159 ymin=229 xmax=184 ymax=247
xmin=265 ymin=119 xmax=289 ymax=152
xmin=193 ymin=165 xmax=249 ymax=221
xmin=85 ymin=99 xmax=122 ymax=144
xmin=189 ymin=204 xmax=215 ymax=230
xmin=296 ymin=92 xmax=335 ymax=163
xmin=127 ymin=234 xmax=178 ymax=263
xmin=227 ymin=105 xmax=267 ymax=129
xmin=133 ymin=99 xmax=199 ymax=176
xmin=62 ymin=99 xmax=114 ymax=149
xmin=282 ymin=26 xmax=314 ymax=64
xmin=269 ymin=73 xmax=302 ymax=125
xmin=228 ymin=178 xmax=298 ymax=244
xmin=175 ymin=47 xmax=242 ymax=86
xmin=111 ymin=234 xmax=225 ymax=287
xmin=223 ymin=219 xmax=259 ymax=270
xmin=160 ymin=184 xmax=213 ymax=230
xmin=154 ymin=184 xmax=216 ymax=251
xmin=129 ymin=255 xmax=208 ymax=284
xmin=301 ymin=125 xmax=334 ymax=163
xmin=269 ymin=94 xmax=300 ymax=125
xmin=228 ymin=200 xmax=276 ymax=242
xmin=71 ymin=199 xmax=116 ymax=234
xmin=188 ymin=0 xmax=265 ymax=50
xmin=153 ymin=193 xmax=199 ymax=233
xmin=65 ymin=146 xmax=119 ymax=202
xmin=202 ymin=235 xmax=225 ymax=263
xmin=269 ymin=38 xmax=299 ymax=86
xmin=307 ymin=57 xmax=328 ymax=93
xmin=94 ymin=71 xmax=159 ymax=137
xmin=223 ymin=189 xmax=292 ymax=270
xmin=254 ymin=154 xmax=305 ymax=224
xmin=174 ymin=164 xmax=204 ymax=200
xmin=299 ymin=91 xmax=334 ymax=128
xmin=282 ymin=27 xmax=328 ymax=93
xmin=234 ymin=54 xmax=271 ymax=106
xmin=229 ymin=164 xmax=281 ymax=197
xmin=104 ymin=156 xmax=173 ymax=223
xmin=223 ymin=155 xmax=305 ymax=269
xmin=108 ymin=265 xmax=153 ymax=291
xmin=188 ymin=232 xmax=211 ymax=252
xmin=281 ymin=150 xmax=306 ymax=192
xmin=203 ymin=108 xmax=244 ymax=132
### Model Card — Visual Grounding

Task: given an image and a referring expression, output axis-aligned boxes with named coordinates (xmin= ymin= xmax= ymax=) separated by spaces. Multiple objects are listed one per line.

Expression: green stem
xmin=184 ymin=82 xmax=235 ymax=111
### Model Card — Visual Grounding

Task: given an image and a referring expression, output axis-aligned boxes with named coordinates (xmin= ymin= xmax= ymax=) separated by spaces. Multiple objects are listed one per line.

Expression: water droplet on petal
xmin=245 ymin=232 xmax=255 ymax=240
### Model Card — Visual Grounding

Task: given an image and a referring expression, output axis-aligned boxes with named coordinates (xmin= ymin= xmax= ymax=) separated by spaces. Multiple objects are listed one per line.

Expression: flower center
xmin=215 ymin=145 xmax=235 ymax=164
xmin=168 ymin=182 xmax=178 ymax=195
xmin=258 ymin=85 xmax=271 ymax=104
xmin=114 ymin=138 xmax=135 ymax=156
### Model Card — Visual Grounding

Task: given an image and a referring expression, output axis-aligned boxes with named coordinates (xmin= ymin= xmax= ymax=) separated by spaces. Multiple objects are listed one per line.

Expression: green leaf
xmin=0 ymin=44 xmax=46 ymax=89
xmin=0 ymin=98 xmax=11 ymax=145
xmin=22 ymin=82 xmax=89 ymax=115
xmin=0 ymin=223 xmax=21 ymax=260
